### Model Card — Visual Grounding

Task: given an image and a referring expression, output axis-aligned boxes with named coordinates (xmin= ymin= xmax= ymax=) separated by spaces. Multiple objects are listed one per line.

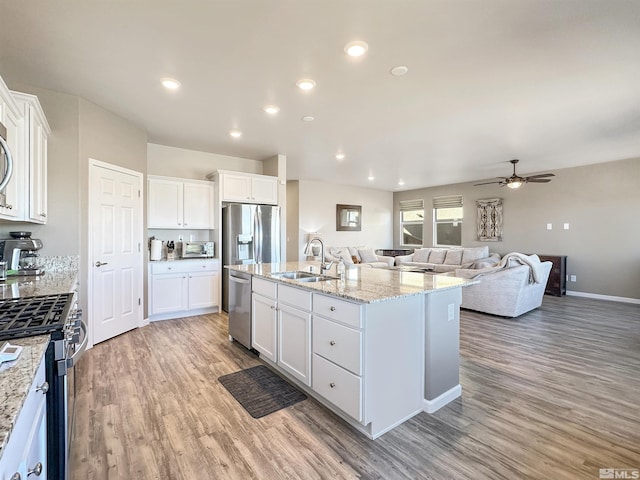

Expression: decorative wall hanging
xmin=336 ymin=204 xmax=361 ymax=231
xmin=476 ymin=198 xmax=503 ymax=241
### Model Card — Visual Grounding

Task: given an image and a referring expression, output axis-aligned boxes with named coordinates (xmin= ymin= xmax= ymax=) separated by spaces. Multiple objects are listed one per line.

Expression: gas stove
xmin=0 ymin=293 xmax=73 ymax=341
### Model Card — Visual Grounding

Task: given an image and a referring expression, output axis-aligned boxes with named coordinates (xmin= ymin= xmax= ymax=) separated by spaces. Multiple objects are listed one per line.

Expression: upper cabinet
xmin=212 ymin=170 xmax=278 ymax=205
xmin=148 ymin=176 xmax=214 ymax=229
xmin=12 ymin=92 xmax=51 ymax=224
xmin=0 ymin=79 xmax=22 ymax=221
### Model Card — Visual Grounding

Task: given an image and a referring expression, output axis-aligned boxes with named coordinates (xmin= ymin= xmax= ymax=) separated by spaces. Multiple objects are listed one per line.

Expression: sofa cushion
xmin=358 ymin=248 xmax=379 ymax=263
xmin=348 ymin=246 xmax=366 ymax=261
xmin=444 ymin=249 xmax=463 ymax=265
xmin=412 ymin=248 xmax=431 ymax=263
xmin=428 ymin=249 xmax=447 ymax=264
xmin=330 ymin=247 xmax=354 ymax=265
xmin=461 ymin=246 xmax=489 ymax=264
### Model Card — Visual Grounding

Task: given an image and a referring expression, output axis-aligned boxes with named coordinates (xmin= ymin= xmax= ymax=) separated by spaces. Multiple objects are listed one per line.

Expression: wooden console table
xmin=537 ymin=254 xmax=567 ymax=296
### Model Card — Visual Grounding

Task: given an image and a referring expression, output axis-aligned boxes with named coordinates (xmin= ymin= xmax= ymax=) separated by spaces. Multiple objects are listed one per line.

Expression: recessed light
xmin=296 ymin=79 xmax=316 ymax=91
xmin=398 ymin=180 xmax=405 ymax=186
xmin=302 ymin=115 xmax=315 ymax=122
xmin=390 ymin=66 xmax=409 ymax=76
xmin=229 ymin=130 xmax=242 ymax=138
xmin=368 ymin=175 xmax=375 ymax=181
xmin=161 ymin=78 xmax=181 ymax=90
xmin=263 ymin=105 xmax=280 ymax=114
xmin=336 ymin=153 xmax=345 ymax=160
xmin=344 ymin=41 xmax=368 ymax=57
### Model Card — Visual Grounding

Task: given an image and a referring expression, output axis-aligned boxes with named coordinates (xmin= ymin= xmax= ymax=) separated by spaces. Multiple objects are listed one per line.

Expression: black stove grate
xmin=0 ymin=293 xmax=73 ymax=341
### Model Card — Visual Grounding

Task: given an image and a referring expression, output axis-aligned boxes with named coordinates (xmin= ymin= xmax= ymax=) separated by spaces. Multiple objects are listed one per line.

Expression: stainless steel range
xmin=0 ymin=293 xmax=87 ymax=480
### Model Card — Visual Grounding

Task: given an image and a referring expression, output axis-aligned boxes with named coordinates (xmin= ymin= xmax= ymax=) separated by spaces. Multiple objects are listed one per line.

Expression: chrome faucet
xmin=305 ymin=236 xmax=333 ymax=274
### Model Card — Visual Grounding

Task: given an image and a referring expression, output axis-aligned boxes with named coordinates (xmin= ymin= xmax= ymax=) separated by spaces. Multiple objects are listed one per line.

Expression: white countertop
xmin=227 ymin=261 xmax=477 ymax=303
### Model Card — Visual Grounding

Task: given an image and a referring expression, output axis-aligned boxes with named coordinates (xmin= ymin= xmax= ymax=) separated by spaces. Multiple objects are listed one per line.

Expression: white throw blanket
xmin=455 ymin=252 xmax=544 ymax=284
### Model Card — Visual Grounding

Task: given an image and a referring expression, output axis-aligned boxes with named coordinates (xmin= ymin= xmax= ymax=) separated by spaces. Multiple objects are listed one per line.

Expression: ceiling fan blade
xmin=473 ymin=181 xmax=503 ymax=186
xmin=526 ymin=173 xmax=555 ymax=179
xmin=526 ymin=178 xmax=552 ymax=183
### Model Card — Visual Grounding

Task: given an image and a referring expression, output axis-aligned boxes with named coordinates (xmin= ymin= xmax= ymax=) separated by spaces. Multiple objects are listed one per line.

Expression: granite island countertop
xmin=227 ymin=261 xmax=477 ymax=303
xmin=0 ymin=335 xmax=50 ymax=458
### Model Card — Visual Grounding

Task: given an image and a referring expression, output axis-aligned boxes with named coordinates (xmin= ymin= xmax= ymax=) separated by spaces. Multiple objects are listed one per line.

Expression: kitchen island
xmin=227 ymin=261 xmax=477 ymax=439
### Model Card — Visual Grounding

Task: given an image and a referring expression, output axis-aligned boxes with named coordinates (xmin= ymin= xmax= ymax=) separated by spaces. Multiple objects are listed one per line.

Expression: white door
xmin=90 ymin=160 xmax=143 ymax=344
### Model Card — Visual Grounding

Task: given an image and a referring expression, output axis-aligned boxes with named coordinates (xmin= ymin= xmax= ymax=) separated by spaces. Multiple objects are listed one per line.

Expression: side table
xmin=537 ymin=254 xmax=567 ymax=296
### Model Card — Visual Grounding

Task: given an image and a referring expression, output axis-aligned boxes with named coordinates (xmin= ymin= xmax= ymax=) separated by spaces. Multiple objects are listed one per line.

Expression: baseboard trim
xmin=566 ymin=291 xmax=640 ymax=305
xmin=423 ymin=384 xmax=462 ymax=413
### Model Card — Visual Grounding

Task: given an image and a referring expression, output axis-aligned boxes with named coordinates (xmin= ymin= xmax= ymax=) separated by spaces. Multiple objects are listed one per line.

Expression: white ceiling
xmin=2 ymin=1 xmax=639 ymax=191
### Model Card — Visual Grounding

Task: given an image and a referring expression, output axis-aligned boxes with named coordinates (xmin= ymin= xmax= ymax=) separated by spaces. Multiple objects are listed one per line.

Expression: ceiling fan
xmin=473 ymin=159 xmax=555 ymax=189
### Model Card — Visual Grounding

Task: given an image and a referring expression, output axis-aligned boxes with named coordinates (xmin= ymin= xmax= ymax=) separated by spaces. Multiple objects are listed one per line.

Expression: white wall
xmin=294 ymin=180 xmax=393 ymax=260
xmin=147 ymin=143 xmax=263 ymax=179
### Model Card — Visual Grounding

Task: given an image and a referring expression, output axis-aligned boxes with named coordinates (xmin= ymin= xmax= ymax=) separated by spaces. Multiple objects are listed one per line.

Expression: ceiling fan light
xmin=507 ymin=181 xmax=523 ymax=189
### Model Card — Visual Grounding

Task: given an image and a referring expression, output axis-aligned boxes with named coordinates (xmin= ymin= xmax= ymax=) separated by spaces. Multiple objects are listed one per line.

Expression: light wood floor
xmin=70 ymin=296 xmax=640 ymax=479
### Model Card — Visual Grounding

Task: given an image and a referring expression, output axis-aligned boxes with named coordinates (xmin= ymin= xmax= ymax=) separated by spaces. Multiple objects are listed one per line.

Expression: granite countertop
xmin=0 ymin=335 xmax=50 ymax=456
xmin=227 ymin=261 xmax=477 ymax=303
xmin=0 ymin=269 xmax=78 ymax=300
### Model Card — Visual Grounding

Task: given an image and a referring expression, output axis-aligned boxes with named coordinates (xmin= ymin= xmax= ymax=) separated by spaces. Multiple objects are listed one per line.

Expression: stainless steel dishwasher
xmin=228 ymin=270 xmax=252 ymax=349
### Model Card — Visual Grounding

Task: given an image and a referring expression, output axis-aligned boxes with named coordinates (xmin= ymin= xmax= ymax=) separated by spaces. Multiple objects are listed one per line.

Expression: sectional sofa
xmin=394 ymin=246 xmax=500 ymax=273
xmin=324 ymin=246 xmax=395 ymax=268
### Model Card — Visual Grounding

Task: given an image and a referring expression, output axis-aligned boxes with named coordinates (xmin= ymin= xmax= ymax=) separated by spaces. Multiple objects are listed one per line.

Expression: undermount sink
xmin=270 ymin=271 xmax=337 ymax=282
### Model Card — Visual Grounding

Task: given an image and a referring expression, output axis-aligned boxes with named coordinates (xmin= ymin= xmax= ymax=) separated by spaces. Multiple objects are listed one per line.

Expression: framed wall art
xmin=476 ymin=198 xmax=503 ymax=241
xmin=336 ymin=204 xmax=361 ymax=231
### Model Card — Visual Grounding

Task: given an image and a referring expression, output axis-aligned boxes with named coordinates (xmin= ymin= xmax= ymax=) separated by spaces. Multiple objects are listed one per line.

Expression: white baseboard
xmin=566 ymin=291 xmax=640 ymax=305
xmin=423 ymin=384 xmax=462 ymax=413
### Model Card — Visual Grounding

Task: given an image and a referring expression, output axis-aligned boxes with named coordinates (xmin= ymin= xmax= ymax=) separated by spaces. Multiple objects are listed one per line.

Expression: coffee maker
xmin=0 ymin=231 xmax=44 ymax=275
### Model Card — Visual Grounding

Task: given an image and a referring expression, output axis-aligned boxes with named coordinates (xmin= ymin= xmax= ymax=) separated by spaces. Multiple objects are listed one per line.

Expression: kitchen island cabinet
xmin=149 ymin=260 xmax=219 ymax=321
xmin=233 ymin=261 xmax=475 ymax=439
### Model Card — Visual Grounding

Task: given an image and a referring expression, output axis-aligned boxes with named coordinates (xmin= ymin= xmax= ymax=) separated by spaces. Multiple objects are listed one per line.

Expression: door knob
xmin=95 ymin=261 xmax=109 ymax=267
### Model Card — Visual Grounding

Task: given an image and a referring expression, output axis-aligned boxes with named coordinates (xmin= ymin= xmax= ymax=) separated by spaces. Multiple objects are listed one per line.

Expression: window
xmin=433 ymin=195 xmax=463 ymax=246
xmin=400 ymin=199 xmax=424 ymax=246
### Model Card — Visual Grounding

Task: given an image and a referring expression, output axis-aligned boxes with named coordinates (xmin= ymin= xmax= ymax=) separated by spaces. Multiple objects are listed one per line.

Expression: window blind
xmin=399 ymin=199 xmax=424 ymax=211
xmin=432 ymin=195 xmax=463 ymax=209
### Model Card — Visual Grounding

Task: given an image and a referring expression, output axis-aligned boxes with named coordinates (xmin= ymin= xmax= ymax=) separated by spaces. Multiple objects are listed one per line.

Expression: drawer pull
xmin=330 ymin=340 xmax=336 ymax=346
xmin=329 ymin=382 xmax=336 ymax=388
xmin=28 ymin=462 xmax=43 ymax=477
xmin=36 ymin=381 xmax=49 ymax=394
xmin=330 ymin=306 xmax=336 ymax=311
xmin=11 ymin=473 xmax=21 ymax=480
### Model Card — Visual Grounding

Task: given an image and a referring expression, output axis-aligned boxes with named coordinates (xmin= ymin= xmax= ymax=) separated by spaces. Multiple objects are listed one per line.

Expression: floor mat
xmin=218 ymin=365 xmax=307 ymax=418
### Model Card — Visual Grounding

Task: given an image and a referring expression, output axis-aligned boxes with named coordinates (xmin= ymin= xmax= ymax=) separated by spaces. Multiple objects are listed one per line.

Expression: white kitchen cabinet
xmin=251 ymin=278 xmax=278 ymax=362
xmin=12 ymin=91 xmax=51 ymax=224
xmin=213 ymin=170 xmax=278 ymax=205
xmin=0 ymin=354 xmax=48 ymax=480
xmin=148 ymin=260 xmax=219 ymax=320
xmin=148 ymin=176 xmax=214 ymax=229
xmin=0 ymin=78 xmax=22 ymax=221
xmin=277 ymin=284 xmax=312 ymax=386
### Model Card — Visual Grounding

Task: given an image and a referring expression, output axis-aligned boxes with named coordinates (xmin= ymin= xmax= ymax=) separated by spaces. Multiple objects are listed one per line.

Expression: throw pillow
xmin=358 ymin=248 xmax=378 ymax=263
xmin=412 ymin=248 xmax=431 ymax=263
xmin=444 ymin=249 xmax=463 ymax=265
xmin=461 ymin=246 xmax=489 ymax=264
xmin=428 ymin=249 xmax=447 ymax=264
xmin=348 ymin=247 xmax=361 ymax=262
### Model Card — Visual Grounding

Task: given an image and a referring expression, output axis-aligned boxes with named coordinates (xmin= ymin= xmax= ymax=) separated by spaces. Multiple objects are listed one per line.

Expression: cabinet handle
xmin=6 ymin=204 xmax=12 ymax=210
xmin=167 ymin=267 xmax=172 ymax=270
xmin=36 ymin=381 xmax=49 ymax=394
xmin=329 ymin=382 xmax=336 ymax=388
xmin=40 ymin=213 xmax=47 ymax=217
xmin=330 ymin=340 xmax=336 ymax=346
xmin=11 ymin=473 xmax=21 ymax=480
xmin=28 ymin=462 xmax=43 ymax=477
xmin=184 ymin=223 xmax=188 ymax=226
xmin=330 ymin=306 xmax=336 ymax=311
xmin=270 ymin=306 xmax=276 ymax=310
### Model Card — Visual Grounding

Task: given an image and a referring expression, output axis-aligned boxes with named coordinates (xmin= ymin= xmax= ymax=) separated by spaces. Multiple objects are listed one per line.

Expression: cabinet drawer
xmin=278 ymin=284 xmax=312 ymax=311
xmin=313 ymin=294 xmax=362 ymax=328
xmin=313 ymin=354 xmax=362 ymax=422
xmin=313 ymin=317 xmax=362 ymax=375
xmin=252 ymin=277 xmax=277 ymax=299
xmin=150 ymin=260 xmax=217 ymax=274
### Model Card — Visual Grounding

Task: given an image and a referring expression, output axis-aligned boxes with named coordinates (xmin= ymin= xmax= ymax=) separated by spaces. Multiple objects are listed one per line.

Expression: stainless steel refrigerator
xmin=222 ymin=203 xmax=280 ymax=345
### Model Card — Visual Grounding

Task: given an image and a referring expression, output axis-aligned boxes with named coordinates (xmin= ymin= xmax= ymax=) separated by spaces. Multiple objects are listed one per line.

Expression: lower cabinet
xmin=277 ymin=300 xmax=312 ymax=386
xmin=0 ymin=354 xmax=48 ymax=480
xmin=149 ymin=260 xmax=219 ymax=320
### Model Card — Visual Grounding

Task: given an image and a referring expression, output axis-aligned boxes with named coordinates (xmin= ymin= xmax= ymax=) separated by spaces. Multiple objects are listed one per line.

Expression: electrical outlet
xmin=564 ymin=223 xmax=570 ymax=230
xmin=570 ymin=275 xmax=577 ymax=282
xmin=546 ymin=223 xmax=552 ymax=230
xmin=448 ymin=303 xmax=455 ymax=321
